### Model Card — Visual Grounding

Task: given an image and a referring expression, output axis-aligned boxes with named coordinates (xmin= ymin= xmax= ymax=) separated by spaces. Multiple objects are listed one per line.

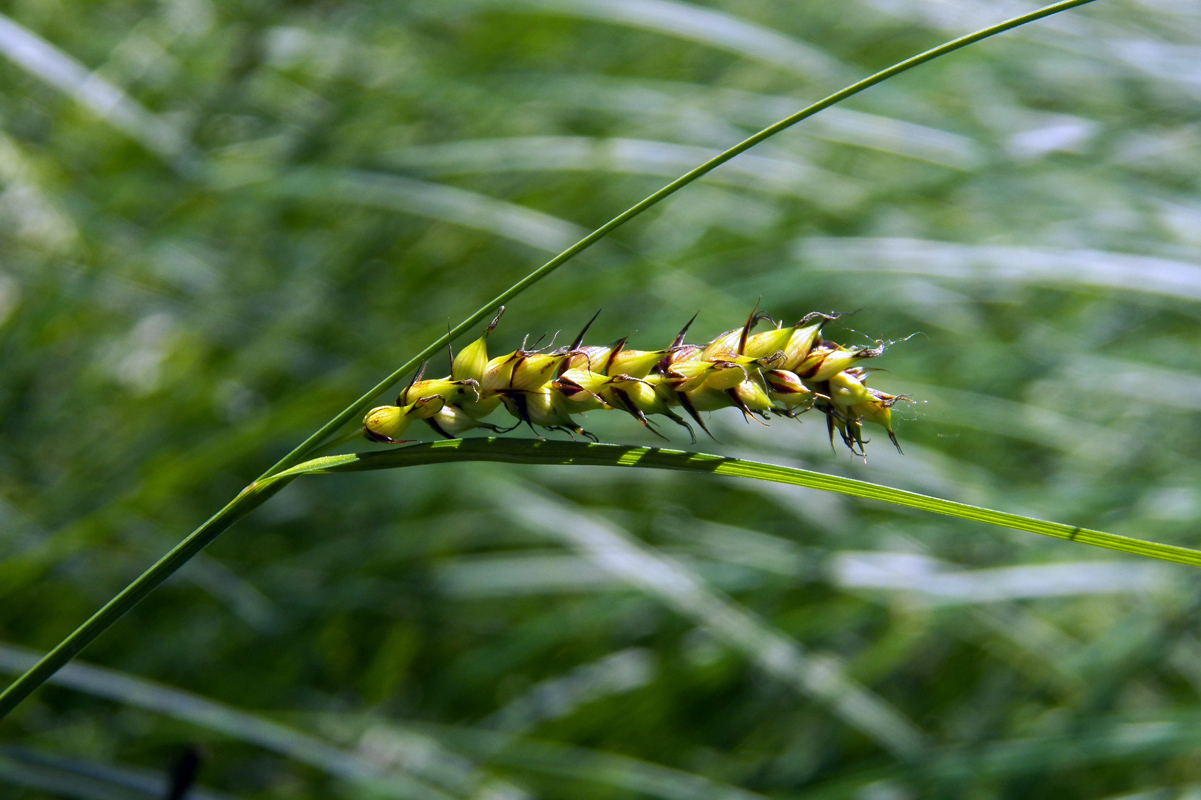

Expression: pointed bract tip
xmin=672 ymin=311 xmax=700 ymax=347
xmin=571 ymin=308 xmax=603 ymax=350
xmin=486 ymin=306 xmax=505 ymax=336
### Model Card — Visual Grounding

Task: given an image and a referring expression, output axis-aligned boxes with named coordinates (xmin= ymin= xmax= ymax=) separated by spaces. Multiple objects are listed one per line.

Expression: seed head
xmin=365 ymin=308 xmax=913 ymax=454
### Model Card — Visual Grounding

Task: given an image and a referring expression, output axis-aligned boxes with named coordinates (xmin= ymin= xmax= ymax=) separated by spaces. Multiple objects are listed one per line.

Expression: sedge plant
xmin=6 ymin=0 xmax=1195 ymax=725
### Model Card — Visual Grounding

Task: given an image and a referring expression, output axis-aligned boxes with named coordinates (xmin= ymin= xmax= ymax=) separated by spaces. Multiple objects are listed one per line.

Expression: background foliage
xmin=3 ymin=0 xmax=1201 ymax=797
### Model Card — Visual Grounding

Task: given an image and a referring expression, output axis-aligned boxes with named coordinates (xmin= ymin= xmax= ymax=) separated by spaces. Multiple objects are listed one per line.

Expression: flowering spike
xmin=364 ymin=308 xmax=913 ymax=455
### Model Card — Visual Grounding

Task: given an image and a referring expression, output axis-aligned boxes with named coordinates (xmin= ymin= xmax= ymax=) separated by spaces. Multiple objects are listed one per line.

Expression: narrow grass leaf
xmin=447 ymin=0 xmax=848 ymax=81
xmin=0 ymin=644 xmax=462 ymax=799
xmin=387 ymin=137 xmax=862 ymax=208
xmin=267 ymin=169 xmax=587 ymax=254
xmin=0 ymin=13 xmax=193 ymax=169
xmin=798 ymin=238 xmax=1201 ymax=302
xmin=282 ymin=438 xmax=1201 ymax=569
xmin=0 ymin=747 xmax=237 ymax=800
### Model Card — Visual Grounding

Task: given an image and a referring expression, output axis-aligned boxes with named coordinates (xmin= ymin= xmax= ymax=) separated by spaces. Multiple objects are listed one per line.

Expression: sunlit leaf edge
xmin=276 ymin=438 xmax=1201 ymax=569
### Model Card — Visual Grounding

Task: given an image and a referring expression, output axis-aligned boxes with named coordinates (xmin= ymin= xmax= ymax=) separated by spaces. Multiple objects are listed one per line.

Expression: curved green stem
xmin=261 ymin=0 xmax=1098 ymax=478
xmin=0 ymin=477 xmax=295 ymax=719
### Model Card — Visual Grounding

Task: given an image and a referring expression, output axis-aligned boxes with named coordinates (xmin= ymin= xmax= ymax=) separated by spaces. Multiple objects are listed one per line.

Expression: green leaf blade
xmin=287 ymin=439 xmax=1201 ymax=569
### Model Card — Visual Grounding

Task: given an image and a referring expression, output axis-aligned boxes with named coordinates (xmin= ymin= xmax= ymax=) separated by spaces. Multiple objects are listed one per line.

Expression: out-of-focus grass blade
xmin=479 ymin=647 xmax=655 ymax=733
xmin=430 ymin=0 xmax=848 ymax=81
xmin=832 ymin=553 xmax=1178 ymax=604
xmin=264 ymin=169 xmax=588 ymax=254
xmin=798 ymin=237 xmax=1201 ymax=302
xmin=492 ymin=479 xmax=929 ymax=759
xmin=0 ymin=644 xmax=465 ymax=800
xmin=325 ymin=718 xmax=768 ymax=800
xmin=0 ymin=746 xmax=238 ymax=800
xmin=384 ymin=137 xmax=863 ymax=208
xmin=810 ymin=714 xmax=1201 ymax=795
xmin=895 ymin=382 xmax=1138 ymax=460
xmin=280 ymin=439 xmax=1201 ymax=568
xmin=498 ymin=76 xmax=985 ymax=169
xmin=0 ymin=12 xmax=194 ymax=169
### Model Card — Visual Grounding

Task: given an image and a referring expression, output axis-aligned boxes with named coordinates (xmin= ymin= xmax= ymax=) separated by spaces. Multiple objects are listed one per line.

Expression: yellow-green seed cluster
xmin=364 ymin=308 xmax=910 ymax=455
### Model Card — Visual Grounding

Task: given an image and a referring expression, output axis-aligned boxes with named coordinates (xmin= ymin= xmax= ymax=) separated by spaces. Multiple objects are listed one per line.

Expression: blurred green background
xmin=3 ymin=0 xmax=1201 ymax=797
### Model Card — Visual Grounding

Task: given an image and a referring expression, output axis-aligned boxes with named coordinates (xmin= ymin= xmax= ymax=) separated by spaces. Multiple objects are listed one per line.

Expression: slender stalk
xmin=0 ymin=477 xmax=294 ymax=719
xmin=260 ymin=0 xmax=1099 ymax=478
xmin=0 ymin=0 xmax=1100 ymax=721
